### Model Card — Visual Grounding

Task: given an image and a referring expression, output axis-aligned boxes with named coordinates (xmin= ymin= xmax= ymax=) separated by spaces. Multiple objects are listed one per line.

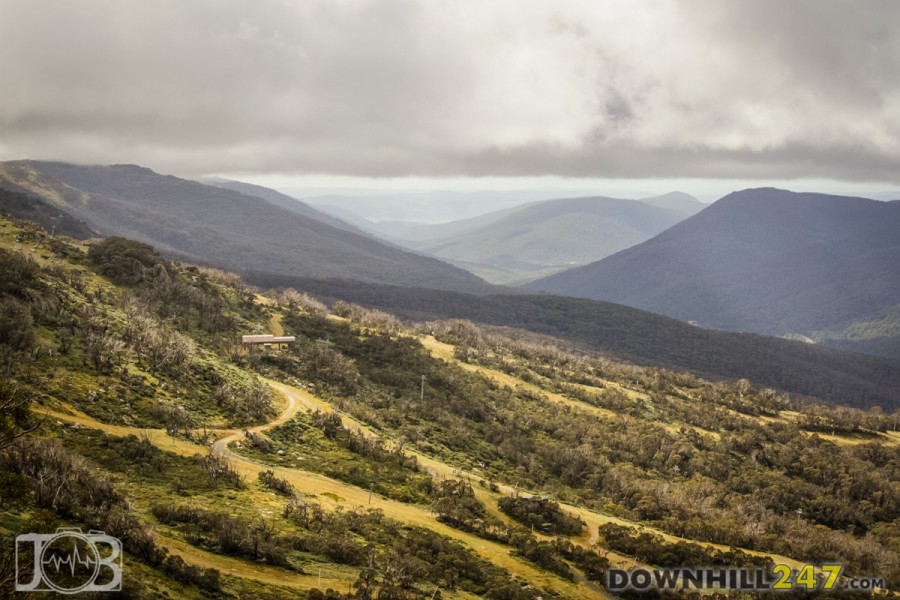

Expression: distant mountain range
xmin=326 ymin=192 xmax=704 ymax=284
xmin=0 ymin=161 xmax=493 ymax=292
xmin=528 ymin=188 xmax=900 ymax=359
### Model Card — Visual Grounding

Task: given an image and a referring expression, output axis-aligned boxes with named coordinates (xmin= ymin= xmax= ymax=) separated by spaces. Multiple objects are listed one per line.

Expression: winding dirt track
xmin=40 ymin=383 xmax=603 ymax=600
xmin=211 ymin=380 xmax=300 ymax=458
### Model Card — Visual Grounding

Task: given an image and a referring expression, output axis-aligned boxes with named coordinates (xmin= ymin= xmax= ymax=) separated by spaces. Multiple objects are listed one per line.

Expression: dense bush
xmin=498 ymin=495 xmax=584 ymax=536
xmin=0 ymin=248 xmax=39 ymax=296
xmin=0 ymin=298 xmax=35 ymax=353
xmin=151 ymin=504 xmax=289 ymax=567
xmin=599 ymin=523 xmax=773 ymax=569
xmin=0 ymin=379 xmax=31 ymax=451
xmin=88 ymin=236 xmax=170 ymax=285
xmin=196 ymin=449 xmax=245 ymax=489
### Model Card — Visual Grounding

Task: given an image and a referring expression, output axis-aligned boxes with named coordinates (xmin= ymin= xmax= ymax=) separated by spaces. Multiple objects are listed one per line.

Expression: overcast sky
xmin=1 ymin=0 xmax=898 ymax=195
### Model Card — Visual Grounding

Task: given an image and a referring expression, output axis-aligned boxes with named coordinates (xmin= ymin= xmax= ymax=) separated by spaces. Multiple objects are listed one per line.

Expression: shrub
xmin=258 ymin=469 xmax=294 ymax=496
xmin=88 ymin=237 xmax=169 ymax=285
xmin=498 ymin=495 xmax=584 ymax=536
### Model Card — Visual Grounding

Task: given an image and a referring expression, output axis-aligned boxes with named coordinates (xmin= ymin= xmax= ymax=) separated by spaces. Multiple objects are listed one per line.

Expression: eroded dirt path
xmin=39 ymin=388 xmax=602 ymax=600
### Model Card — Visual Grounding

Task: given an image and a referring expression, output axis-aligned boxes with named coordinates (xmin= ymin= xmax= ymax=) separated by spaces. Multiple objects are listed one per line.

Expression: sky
xmin=1 ymin=0 xmax=898 ymax=201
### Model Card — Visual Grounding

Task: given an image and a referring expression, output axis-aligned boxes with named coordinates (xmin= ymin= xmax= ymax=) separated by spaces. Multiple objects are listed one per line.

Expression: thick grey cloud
xmin=0 ymin=0 xmax=898 ymax=182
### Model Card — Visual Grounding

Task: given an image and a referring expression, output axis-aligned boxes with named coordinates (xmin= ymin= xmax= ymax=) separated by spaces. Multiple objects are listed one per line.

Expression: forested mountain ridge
xmin=528 ymin=188 xmax=900 ymax=358
xmin=0 ymin=160 xmax=494 ymax=293
xmin=243 ymin=271 xmax=900 ymax=411
xmin=1 ymin=215 xmax=898 ymax=598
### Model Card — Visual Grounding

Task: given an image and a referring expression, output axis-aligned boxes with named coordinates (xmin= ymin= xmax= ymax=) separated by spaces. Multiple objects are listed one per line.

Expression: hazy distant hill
xmin=0 ymin=161 xmax=492 ymax=292
xmin=528 ymin=188 xmax=900 ymax=358
xmin=638 ymin=191 xmax=707 ymax=214
xmin=303 ymin=189 xmax=562 ymax=223
xmin=314 ymin=203 xmax=403 ymax=234
xmin=389 ymin=193 xmax=702 ymax=284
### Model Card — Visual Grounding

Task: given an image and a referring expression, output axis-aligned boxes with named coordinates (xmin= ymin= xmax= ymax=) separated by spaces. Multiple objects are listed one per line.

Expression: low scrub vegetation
xmin=2 ymin=217 xmax=899 ymax=596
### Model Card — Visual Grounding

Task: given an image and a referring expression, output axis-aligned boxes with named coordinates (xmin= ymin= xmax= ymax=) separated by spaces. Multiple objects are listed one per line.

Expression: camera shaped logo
xmin=15 ymin=528 xmax=122 ymax=593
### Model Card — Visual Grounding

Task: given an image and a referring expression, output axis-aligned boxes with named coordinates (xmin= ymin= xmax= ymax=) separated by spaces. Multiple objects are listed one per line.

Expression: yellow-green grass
xmin=269 ymin=312 xmax=285 ymax=336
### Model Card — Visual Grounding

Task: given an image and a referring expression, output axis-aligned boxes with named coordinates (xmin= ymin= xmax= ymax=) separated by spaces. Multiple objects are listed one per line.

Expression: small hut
xmin=241 ymin=334 xmax=296 ymax=350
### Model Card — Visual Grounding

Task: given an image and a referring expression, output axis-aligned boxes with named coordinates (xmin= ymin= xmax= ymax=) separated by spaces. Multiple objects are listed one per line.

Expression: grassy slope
xmin=3 ymin=218 xmax=898 ymax=597
xmin=0 ymin=187 xmax=95 ymax=239
xmin=0 ymin=220 xmax=599 ymax=598
xmin=263 ymin=348 xmax=809 ymax=569
xmin=38 ymin=382 xmax=599 ymax=600
xmin=38 ymin=354 xmax=814 ymax=598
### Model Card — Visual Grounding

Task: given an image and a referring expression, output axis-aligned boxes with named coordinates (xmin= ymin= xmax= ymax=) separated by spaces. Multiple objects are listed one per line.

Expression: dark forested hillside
xmin=0 ymin=187 xmax=95 ymax=239
xmin=527 ymin=188 xmax=900 ymax=358
xmin=0 ymin=161 xmax=493 ymax=293
xmin=240 ymin=272 xmax=900 ymax=410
